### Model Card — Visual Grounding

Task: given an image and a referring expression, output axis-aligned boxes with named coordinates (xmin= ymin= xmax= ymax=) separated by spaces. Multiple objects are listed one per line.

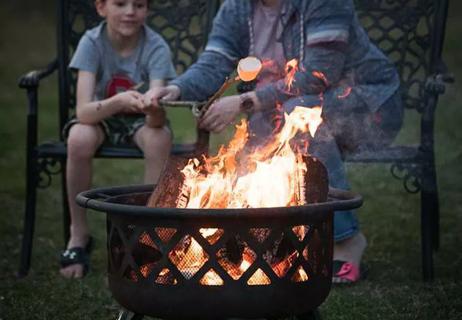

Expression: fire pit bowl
xmin=77 ymin=184 xmax=362 ymax=320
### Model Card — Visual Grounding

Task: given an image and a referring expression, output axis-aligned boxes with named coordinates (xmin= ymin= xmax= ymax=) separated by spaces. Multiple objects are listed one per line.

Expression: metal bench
xmin=349 ymin=0 xmax=454 ymax=280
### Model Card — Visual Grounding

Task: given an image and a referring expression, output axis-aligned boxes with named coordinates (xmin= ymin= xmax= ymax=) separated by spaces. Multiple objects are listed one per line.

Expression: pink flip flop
xmin=332 ymin=260 xmax=367 ymax=284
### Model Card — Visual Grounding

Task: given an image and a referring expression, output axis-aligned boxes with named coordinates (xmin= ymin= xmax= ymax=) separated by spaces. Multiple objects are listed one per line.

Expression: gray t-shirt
xmin=70 ymin=22 xmax=176 ymax=101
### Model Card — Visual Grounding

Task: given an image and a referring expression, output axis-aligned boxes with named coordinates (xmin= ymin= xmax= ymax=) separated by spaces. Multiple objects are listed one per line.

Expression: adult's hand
xmin=199 ymin=95 xmax=241 ymax=133
xmin=148 ymin=85 xmax=181 ymax=107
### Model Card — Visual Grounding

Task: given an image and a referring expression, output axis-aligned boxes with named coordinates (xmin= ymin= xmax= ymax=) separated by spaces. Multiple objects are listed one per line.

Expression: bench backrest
xmin=354 ymin=0 xmax=449 ymax=113
xmin=55 ymin=0 xmax=221 ymax=133
xmin=55 ymin=0 xmax=449 ymax=131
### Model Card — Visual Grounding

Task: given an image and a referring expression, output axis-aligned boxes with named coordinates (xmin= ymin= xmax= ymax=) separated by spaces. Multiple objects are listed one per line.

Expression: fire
xmin=285 ymin=59 xmax=299 ymax=91
xmin=167 ymin=106 xmax=323 ymax=285
xmin=337 ymin=87 xmax=352 ymax=99
xmin=147 ymin=61 xmax=327 ymax=286
xmin=182 ymin=106 xmax=322 ymax=209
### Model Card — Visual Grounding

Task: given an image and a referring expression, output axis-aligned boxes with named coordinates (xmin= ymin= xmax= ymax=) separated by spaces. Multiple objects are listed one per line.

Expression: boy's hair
xmin=95 ymin=0 xmax=151 ymax=7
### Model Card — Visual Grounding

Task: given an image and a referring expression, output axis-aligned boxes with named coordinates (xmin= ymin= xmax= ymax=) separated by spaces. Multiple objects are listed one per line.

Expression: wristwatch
xmin=239 ymin=93 xmax=255 ymax=114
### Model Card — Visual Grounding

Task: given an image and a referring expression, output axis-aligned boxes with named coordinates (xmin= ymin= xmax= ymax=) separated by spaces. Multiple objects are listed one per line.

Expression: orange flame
xmin=181 ymin=106 xmax=323 ymax=210
xmin=312 ymin=71 xmax=329 ymax=87
xmin=285 ymin=59 xmax=299 ymax=91
xmin=337 ymin=87 xmax=352 ymax=99
xmin=164 ymin=68 xmax=327 ymax=285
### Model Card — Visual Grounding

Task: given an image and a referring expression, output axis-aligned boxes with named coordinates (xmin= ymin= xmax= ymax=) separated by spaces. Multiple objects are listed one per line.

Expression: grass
xmin=0 ymin=2 xmax=461 ymax=319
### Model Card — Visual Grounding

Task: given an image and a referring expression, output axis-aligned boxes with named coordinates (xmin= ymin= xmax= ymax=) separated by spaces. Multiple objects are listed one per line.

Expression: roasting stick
xmin=134 ymin=57 xmax=263 ymax=117
xmin=195 ymin=56 xmax=263 ymax=118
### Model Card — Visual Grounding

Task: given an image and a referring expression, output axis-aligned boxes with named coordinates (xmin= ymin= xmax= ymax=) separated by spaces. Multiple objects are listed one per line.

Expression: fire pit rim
xmin=76 ymin=184 xmax=362 ymax=219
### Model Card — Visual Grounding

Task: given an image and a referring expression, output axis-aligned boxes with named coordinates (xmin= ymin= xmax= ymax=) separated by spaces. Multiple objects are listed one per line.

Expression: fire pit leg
xmin=296 ymin=309 xmax=321 ymax=320
xmin=116 ymin=309 xmax=144 ymax=320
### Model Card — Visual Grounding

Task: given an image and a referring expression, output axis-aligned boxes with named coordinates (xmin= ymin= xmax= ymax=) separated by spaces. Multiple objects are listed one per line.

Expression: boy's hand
xmin=114 ymin=91 xmax=144 ymax=114
xmin=149 ymin=85 xmax=181 ymax=107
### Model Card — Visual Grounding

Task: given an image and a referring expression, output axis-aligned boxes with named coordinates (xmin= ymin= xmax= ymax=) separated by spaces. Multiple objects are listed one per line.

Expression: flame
xmin=312 ymin=71 xmax=329 ymax=87
xmin=337 ymin=87 xmax=352 ymax=99
xmin=181 ymin=106 xmax=322 ymax=209
xmin=285 ymin=59 xmax=299 ymax=91
xmin=146 ymin=65 xmax=329 ymax=285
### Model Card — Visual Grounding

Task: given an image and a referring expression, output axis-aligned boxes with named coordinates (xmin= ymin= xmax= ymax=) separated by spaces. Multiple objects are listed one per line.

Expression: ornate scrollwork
xmin=390 ymin=162 xmax=421 ymax=193
xmin=37 ymin=157 xmax=63 ymax=189
xmin=354 ymin=0 xmax=436 ymax=113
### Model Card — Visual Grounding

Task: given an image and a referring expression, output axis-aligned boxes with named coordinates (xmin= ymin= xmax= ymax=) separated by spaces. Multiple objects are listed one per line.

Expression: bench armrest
xmin=425 ymin=60 xmax=455 ymax=95
xmin=18 ymin=59 xmax=58 ymax=89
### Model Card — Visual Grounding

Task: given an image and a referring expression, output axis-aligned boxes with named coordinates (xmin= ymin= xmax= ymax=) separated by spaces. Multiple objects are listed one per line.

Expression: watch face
xmin=241 ymin=95 xmax=254 ymax=113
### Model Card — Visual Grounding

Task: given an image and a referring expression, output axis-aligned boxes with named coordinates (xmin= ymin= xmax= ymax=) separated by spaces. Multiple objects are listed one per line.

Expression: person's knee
xmin=67 ymin=124 xmax=102 ymax=159
xmin=137 ymin=126 xmax=172 ymax=159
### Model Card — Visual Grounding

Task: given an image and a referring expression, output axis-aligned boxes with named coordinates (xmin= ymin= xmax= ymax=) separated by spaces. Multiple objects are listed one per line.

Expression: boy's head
xmin=95 ymin=0 xmax=149 ymax=38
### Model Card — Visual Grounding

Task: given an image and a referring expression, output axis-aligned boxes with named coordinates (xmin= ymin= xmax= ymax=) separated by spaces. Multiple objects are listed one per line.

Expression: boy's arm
xmin=76 ymin=71 xmax=142 ymax=124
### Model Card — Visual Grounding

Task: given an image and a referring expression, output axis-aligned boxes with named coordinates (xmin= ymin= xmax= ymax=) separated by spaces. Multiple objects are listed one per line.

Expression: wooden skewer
xmin=197 ymin=76 xmax=240 ymax=118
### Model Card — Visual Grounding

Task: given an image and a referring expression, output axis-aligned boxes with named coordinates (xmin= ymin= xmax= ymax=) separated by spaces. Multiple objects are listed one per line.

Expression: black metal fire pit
xmin=77 ymin=184 xmax=362 ymax=320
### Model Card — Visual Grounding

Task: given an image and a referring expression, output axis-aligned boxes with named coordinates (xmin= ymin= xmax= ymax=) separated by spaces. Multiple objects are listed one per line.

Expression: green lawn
xmin=1 ymin=2 xmax=461 ymax=319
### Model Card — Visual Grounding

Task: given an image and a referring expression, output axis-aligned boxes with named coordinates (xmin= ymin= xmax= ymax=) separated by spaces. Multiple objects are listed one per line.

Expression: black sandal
xmin=59 ymin=237 xmax=94 ymax=277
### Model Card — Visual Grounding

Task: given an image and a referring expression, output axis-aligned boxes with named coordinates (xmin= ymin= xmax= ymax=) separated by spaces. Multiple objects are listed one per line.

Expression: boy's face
xmin=96 ymin=0 xmax=149 ymax=38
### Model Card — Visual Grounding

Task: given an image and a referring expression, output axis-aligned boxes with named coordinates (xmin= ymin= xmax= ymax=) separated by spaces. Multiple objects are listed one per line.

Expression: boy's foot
xmin=59 ymin=236 xmax=93 ymax=279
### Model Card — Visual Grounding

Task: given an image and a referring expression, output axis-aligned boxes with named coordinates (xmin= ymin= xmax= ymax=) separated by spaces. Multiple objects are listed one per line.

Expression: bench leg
xmin=117 ymin=309 xmax=143 ymax=320
xmin=420 ymin=162 xmax=439 ymax=281
xmin=61 ymin=159 xmax=70 ymax=246
xmin=18 ymin=153 xmax=38 ymax=277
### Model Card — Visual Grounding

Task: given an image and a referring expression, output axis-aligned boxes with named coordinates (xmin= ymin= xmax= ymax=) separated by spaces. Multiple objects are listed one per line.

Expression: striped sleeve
xmin=305 ymin=0 xmax=354 ymax=46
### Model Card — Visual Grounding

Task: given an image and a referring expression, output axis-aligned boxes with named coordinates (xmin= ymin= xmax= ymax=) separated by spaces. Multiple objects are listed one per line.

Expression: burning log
xmin=147 ymin=156 xmax=191 ymax=208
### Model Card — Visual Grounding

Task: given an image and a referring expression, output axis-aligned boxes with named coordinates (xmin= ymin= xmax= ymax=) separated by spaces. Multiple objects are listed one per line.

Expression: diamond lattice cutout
xmin=132 ymin=232 xmax=162 ymax=274
xmin=292 ymin=225 xmax=309 ymax=241
xmin=263 ymin=233 xmax=299 ymax=278
xmin=155 ymin=268 xmax=177 ymax=285
xmin=247 ymin=268 xmax=271 ymax=286
xmin=200 ymin=228 xmax=224 ymax=245
xmin=199 ymin=269 xmax=224 ymax=286
xmin=249 ymin=228 xmax=271 ymax=243
xmin=291 ymin=266 xmax=309 ymax=282
xmin=123 ymin=265 xmax=139 ymax=282
xmin=217 ymin=239 xmax=256 ymax=280
xmin=155 ymin=227 xmax=177 ymax=243
xmin=168 ymin=236 xmax=209 ymax=279
xmin=109 ymin=228 xmax=124 ymax=271
xmin=303 ymin=246 xmax=309 ymax=261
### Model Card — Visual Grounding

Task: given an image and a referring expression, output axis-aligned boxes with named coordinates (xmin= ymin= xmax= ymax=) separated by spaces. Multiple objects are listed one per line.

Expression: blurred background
xmin=0 ymin=1 xmax=461 ymax=319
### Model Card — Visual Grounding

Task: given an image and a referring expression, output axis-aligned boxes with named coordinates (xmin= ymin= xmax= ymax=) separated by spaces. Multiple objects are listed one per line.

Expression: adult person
xmin=152 ymin=0 xmax=403 ymax=283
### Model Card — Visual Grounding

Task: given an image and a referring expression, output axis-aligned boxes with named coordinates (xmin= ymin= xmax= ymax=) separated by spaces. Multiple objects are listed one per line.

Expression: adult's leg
xmin=133 ymin=125 xmax=172 ymax=184
xmin=61 ymin=123 xmax=104 ymax=279
xmin=283 ymin=95 xmax=367 ymax=266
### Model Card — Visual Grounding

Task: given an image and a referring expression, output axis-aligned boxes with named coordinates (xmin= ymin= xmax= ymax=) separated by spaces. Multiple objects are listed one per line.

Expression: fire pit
xmin=76 ymin=184 xmax=362 ymax=319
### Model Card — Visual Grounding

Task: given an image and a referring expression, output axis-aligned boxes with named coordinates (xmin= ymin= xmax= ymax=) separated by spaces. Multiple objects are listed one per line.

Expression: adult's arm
xmin=170 ymin=0 xmax=245 ymax=101
xmin=255 ymin=0 xmax=354 ymax=108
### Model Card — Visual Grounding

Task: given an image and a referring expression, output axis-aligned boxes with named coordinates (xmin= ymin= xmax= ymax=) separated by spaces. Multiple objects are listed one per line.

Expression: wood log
xmin=303 ymin=155 xmax=329 ymax=203
xmin=146 ymin=155 xmax=190 ymax=208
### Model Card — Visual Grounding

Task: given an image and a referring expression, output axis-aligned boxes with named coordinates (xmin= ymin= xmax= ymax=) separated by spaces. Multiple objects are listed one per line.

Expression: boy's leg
xmin=61 ymin=123 xmax=104 ymax=279
xmin=133 ymin=125 xmax=172 ymax=184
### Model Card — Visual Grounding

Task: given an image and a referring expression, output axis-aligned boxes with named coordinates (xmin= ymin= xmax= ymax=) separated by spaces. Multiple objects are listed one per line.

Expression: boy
xmin=60 ymin=0 xmax=176 ymax=279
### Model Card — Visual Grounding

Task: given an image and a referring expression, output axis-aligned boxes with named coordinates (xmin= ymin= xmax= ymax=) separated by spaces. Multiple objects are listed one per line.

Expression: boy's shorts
xmin=63 ymin=115 xmax=145 ymax=147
